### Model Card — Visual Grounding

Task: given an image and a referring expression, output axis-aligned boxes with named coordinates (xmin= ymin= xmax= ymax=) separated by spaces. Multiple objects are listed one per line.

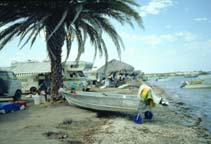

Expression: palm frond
xmin=0 ymin=0 xmax=143 ymax=64
xmin=47 ymin=8 xmax=68 ymax=41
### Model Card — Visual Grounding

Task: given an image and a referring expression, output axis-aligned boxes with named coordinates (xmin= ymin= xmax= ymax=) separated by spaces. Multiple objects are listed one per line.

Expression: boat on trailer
xmin=62 ymin=91 xmax=139 ymax=113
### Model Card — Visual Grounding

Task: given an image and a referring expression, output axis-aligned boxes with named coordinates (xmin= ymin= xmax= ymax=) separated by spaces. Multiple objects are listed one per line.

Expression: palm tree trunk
xmin=46 ymin=19 xmax=65 ymax=101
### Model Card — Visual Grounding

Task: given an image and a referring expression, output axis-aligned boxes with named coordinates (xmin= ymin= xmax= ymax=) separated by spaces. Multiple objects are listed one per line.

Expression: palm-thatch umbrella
xmin=97 ymin=59 xmax=134 ymax=74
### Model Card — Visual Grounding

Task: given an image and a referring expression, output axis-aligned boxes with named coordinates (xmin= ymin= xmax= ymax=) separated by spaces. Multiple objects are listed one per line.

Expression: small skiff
xmin=183 ymin=84 xmax=211 ymax=89
xmin=62 ymin=91 xmax=139 ymax=113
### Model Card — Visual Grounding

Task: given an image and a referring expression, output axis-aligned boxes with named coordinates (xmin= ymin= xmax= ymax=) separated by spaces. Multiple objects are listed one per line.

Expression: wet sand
xmin=0 ymin=84 xmax=211 ymax=144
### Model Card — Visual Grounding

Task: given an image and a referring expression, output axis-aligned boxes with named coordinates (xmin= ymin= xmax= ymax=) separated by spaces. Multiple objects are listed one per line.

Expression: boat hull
xmin=183 ymin=84 xmax=211 ymax=89
xmin=62 ymin=91 xmax=139 ymax=113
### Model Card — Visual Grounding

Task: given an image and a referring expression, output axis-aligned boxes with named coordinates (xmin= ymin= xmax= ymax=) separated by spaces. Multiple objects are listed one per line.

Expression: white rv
xmin=9 ymin=60 xmax=93 ymax=93
xmin=62 ymin=62 xmax=91 ymax=91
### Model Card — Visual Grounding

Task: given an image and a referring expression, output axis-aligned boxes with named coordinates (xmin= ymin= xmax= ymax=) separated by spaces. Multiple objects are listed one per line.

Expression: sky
xmin=0 ymin=0 xmax=211 ymax=73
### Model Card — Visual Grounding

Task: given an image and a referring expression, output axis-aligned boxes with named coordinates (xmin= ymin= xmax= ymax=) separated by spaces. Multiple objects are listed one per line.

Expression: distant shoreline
xmin=144 ymin=71 xmax=210 ymax=78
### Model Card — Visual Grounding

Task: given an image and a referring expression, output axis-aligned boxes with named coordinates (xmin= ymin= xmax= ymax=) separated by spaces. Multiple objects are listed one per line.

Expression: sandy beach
xmin=0 ymin=84 xmax=211 ymax=144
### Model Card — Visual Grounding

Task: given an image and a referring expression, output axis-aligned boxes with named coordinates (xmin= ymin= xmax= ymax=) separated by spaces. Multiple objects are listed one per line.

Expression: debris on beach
xmin=43 ymin=131 xmax=83 ymax=144
xmin=56 ymin=118 xmax=107 ymax=144
xmin=43 ymin=131 xmax=68 ymax=140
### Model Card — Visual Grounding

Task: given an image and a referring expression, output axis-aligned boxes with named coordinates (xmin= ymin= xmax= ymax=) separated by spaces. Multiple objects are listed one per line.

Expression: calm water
xmin=149 ymin=76 xmax=211 ymax=132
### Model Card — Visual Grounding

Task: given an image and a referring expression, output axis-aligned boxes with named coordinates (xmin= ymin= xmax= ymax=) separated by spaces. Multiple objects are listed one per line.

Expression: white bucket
xmin=47 ymin=95 xmax=51 ymax=101
xmin=40 ymin=95 xmax=46 ymax=103
xmin=33 ymin=94 xmax=41 ymax=105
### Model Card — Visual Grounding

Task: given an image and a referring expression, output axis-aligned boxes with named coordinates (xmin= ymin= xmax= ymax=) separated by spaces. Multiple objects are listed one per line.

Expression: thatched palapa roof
xmin=97 ymin=59 xmax=134 ymax=74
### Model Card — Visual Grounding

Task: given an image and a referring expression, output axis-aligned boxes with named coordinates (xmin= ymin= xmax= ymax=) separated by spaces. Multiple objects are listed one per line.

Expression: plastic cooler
xmin=0 ymin=102 xmax=20 ymax=113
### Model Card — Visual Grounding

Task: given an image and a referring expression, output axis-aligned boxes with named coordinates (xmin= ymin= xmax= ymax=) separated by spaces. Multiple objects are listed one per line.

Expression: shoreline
xmin=0 ymin=83 xmax=211 ymax=144
xmin=151 ymin=83 xmax=209 ymax=130
xmin=151 ymin=83 xmax=211 ymax=132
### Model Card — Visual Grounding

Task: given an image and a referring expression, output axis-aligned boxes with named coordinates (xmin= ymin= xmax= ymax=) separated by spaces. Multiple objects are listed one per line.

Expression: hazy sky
xmin=0 ymin=0 xmax=211 ymax=73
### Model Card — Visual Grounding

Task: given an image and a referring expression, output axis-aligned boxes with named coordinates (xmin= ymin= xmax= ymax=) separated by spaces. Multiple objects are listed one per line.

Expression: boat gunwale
xmin=62 ymin=91 xmax=137 ymax=99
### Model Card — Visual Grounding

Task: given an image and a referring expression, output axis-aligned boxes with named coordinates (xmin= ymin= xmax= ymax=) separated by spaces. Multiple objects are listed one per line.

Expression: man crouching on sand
xmin=137 ymin=84 xmax=169 ymax=119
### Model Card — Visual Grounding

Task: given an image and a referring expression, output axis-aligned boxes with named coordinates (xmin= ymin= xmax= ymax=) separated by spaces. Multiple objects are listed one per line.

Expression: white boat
xmin=183 ymin=84 xmax=211 ymax=89
xmin=62 ymin=91 xmax=139 ymax=113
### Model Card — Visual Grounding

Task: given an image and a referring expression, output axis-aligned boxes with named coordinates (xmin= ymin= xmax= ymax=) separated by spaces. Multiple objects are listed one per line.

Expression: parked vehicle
xmin=0 ymin=70 xmax=22 ymax=100
xmin=62 ymin=63 xmax=91 ymax=91
xmin=8 ymin=60 xmax=92 ymax=93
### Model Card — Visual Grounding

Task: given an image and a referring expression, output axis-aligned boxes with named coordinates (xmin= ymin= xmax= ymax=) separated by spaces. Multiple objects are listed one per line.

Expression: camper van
xmin=62 ymin=62 xmax=91 ymax=91
xmin=0 ymin=70 xmax=22 ymax=100
xmin=9 ymin=61 xmax=92 ymax=93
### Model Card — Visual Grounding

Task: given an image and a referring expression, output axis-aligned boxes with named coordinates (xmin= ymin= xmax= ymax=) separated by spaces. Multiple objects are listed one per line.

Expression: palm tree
xmin=0 ymin=0 xmax=143 ymax=100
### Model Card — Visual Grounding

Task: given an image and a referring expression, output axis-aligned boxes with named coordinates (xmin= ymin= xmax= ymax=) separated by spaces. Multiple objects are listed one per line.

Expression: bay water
xmin=149 ymin=76 xmax=211 ymax=132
